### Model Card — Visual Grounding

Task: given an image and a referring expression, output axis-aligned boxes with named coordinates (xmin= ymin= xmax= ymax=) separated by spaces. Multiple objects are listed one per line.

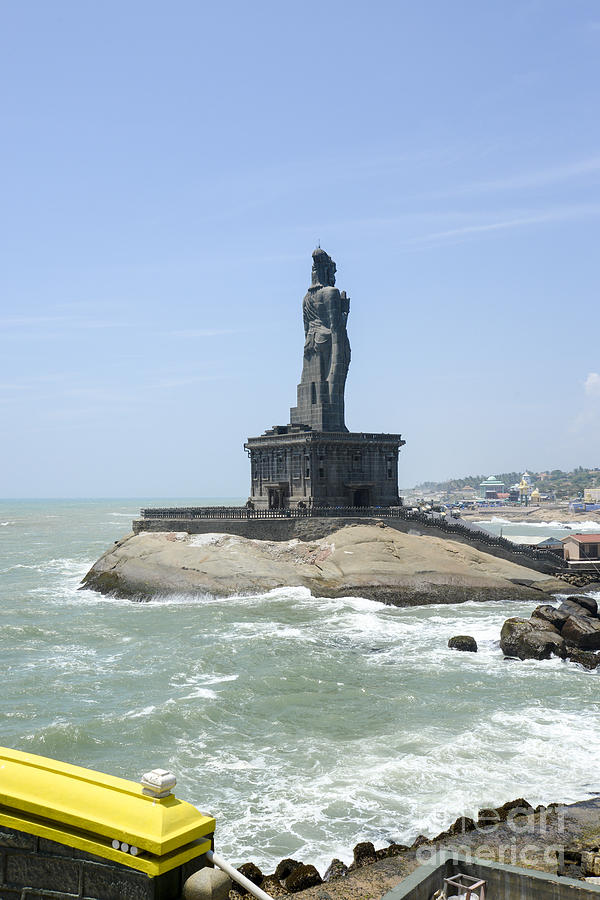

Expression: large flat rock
xmin=81 ymin=525 xmax=564 ymax=605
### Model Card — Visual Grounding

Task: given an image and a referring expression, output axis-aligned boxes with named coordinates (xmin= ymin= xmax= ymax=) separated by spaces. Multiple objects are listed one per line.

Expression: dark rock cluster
xmin=500 ymin=595 xmax=600 ymax=668
xmin=229 ymin=798 xmax=539 ymax=898
xmin=557 ymin=571 xmax=600 ymax=589
xmin=229 ymin=838 xmax=413 ymax=898
xmin=230 ymin=859 xmax=323 ymax=898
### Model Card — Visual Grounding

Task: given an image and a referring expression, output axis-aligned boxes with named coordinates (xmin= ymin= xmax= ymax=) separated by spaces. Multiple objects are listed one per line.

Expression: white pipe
xmin=207 ymin=850 xmax=276 ymax=900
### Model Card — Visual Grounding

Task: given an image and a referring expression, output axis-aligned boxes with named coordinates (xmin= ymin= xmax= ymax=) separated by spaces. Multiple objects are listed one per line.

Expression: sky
xmin=1 ymin=0 xmax=599 ymax=497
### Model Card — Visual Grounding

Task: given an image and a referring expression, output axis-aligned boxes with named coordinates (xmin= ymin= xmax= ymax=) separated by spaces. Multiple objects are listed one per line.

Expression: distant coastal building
xmin=479 ymin=475 xmax=505 ymax=499
xmin=244 ymin=249 xmax=405 ymax=510
xmin=584 ymin=488 xmax=600 ymax=503
xmin=562 ymin=534 xmax=600 ymax=567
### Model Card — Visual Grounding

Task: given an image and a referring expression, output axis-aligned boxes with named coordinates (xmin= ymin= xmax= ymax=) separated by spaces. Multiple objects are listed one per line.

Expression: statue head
xmin=311 ymin=248 xmax=336 ymax=288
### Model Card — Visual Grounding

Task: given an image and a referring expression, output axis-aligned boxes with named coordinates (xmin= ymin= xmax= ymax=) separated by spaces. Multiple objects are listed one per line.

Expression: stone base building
xmin=245 ymin=249 xmax=405 ymax=510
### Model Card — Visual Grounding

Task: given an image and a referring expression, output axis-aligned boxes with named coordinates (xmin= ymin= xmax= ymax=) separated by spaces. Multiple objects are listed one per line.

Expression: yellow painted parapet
xmin=0 ymin=746 xmax=215 ymax=877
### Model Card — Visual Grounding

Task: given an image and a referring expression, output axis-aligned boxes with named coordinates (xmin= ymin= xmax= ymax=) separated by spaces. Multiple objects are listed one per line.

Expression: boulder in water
xmin=274 ymin=859 xmax=302 ymax=882
xmin=500 ymin=617 xmax=566 ymax=660
xmin=567 ymin=648 xmax=600 ymax=670
xmin=531 ymin=605 xmax=570 ymax=630
xmin=285 ymin=865 xmax=322 ymax=892
xmin=376 ymin=842 xmax=410 ymax=859
xmin=494 ymin=798 xmax=534 ymax=821
xmin=568 ymin=595 xmax=599 ymax=617
xmin=562 ymin=615 xmax=600 ymax=651
xmin=448 ymin=635 xmax=477 ymax=652
xmin=444 ymin=816 xmax=476 ymax=837
xmin=234 ymin=863 xmax=263 ymax=895
xmin=323 ymin=858 xmax=349 ymax=881
xmin=351 ymin=841 xmax=377 ymax=868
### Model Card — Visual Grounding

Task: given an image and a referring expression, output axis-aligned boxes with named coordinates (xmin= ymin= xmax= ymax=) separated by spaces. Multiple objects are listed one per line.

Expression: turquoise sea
xmin=1 ymin=499 xmax=600 ymax=872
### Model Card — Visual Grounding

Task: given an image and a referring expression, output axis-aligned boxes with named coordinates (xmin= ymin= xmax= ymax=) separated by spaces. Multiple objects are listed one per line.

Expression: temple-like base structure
xmin=245 ymin=425 xmax=405 ymax=510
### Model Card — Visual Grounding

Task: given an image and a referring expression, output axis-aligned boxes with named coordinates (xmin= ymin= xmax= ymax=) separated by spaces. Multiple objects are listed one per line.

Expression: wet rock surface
xmin=500 ymin=616 xmax=566 ymax=660
xmin=274 ymin=860 xmax=303 ymax=882
xmin=285 ymin=865 xmax=323 ymax=892
xmin=349 ymin=841 xmax=377 ymax=869
xmin=448 ymin=634 xmax=478 ymax=652
xmin=322 ymin=859 xmax=348 ymax=882
xmin=500 ymin=597 xmax=600 ymax=667
xmin=81 ymin=525 xmax=565 ymax=604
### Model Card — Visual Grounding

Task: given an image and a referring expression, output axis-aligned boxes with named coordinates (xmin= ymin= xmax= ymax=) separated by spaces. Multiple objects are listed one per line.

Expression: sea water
xmin=1 ymin=499 xmax=600 ymax=872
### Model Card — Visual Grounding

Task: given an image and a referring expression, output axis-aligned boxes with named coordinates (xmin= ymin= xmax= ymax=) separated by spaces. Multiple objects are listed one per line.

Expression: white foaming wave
xmin=475 ymin=516 xmax=513 ymax=525
xmin=124 ymin=705 xmax=157 ymax=719
xmin=179 ymin=697 xmax=600 ymax=873
xmin=541 ymin=519 xmax=600 ymax=530
xmin=0 ymin=521 xmax=14 ymax=526
xmin=476 ymin=517 xmax=600 ymax=530
xmin=110 ymin=511 xmax=137 ymax=517
xmin=173 ymin=673 xmax=239 ymax=687
xmin=318 ymin=595 xmax=386 ymax=612
xmin=178 ymin=687 xmax=218 ymax=701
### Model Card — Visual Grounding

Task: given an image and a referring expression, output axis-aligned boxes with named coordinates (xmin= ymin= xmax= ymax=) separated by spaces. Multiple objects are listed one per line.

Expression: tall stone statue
xmin=290 ymin=248 xmax=351 ymax=431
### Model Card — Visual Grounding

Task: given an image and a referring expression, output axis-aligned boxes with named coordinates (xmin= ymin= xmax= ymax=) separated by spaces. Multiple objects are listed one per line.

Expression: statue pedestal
xmin=245 ymin=427 xmax=405 ymax=511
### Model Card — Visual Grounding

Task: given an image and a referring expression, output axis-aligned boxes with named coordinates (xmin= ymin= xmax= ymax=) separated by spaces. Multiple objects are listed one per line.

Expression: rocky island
xmin=82 ymin=523 xmax=564 ymax=604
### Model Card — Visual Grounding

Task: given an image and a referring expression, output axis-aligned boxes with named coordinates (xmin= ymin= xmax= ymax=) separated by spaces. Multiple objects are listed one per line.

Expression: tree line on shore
xmin=414 ymin=466 xmax=600 ymax=499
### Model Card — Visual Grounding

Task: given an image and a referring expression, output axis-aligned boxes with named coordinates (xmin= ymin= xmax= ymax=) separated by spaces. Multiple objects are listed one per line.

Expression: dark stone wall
xmin=0 ymin=825 xmax=210 ymax=900
xmin=245 ymin=431 xmax=404 ymax=510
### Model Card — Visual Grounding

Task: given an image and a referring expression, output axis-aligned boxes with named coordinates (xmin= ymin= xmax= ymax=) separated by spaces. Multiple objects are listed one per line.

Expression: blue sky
xmin=1 ymin=1 xmax=599 ymax=497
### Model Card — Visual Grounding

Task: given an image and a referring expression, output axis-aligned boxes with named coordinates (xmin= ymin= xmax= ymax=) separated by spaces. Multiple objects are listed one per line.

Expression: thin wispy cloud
xmin=0 ymin=315 xmax=70 ymax=327
xmin=0 ymin=374 xmax=66 ymax=392
xmin=419 ymin=204 xmax=600 ymax=243
xmin=169 ymin=328 xmax=236 ymax=338
xmin=584 ymin=372 xmax=600 ymax=398
xmin=304 ymin=203 xmax=600 ymax=248
xmin=438 ymin=157 xmax=600 ymax=198
xmin=1 ymin=314 xmax=131 ymax=332
xmin=154 ymin=374 xmax=229 ymax=389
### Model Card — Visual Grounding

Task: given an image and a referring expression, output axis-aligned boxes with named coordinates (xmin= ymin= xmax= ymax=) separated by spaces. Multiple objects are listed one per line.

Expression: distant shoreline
xmin=458 ymin=503 xmax=600 ymax=525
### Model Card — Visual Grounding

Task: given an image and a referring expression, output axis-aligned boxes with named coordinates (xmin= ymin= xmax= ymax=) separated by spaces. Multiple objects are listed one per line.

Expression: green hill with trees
xmin=415 ymin=467 xmax=600 ymax=499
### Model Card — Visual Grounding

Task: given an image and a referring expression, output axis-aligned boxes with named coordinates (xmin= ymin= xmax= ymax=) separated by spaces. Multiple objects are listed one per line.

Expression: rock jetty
xmin=500 ymin=595 xmax=600 ymax=668
xmin=228 ymin=796 xmax=600 ymax=900
xmin=82 ymin=524 xmax=565 ymax=604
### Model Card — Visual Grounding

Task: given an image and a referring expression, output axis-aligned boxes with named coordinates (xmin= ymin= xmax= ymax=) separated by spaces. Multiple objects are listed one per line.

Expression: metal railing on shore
xmin=137 ymin=505 xmax=567 ymax=569
xmin=139 ymin=505 xmax=404 ymax=520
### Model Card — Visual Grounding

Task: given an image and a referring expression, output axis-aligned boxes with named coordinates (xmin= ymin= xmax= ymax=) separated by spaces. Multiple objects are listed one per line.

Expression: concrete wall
xmin=383 ymin=853 xmax=600 ymax=900
xmin=0 ymin=825 xmax=209 ymax=900
xmin=132 ymin=516 xmax=559 ymax=575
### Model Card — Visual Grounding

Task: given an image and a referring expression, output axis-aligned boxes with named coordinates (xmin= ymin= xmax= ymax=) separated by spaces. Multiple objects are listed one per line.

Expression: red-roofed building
xmin=561 ymin=534 xmax=600 ymax=567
